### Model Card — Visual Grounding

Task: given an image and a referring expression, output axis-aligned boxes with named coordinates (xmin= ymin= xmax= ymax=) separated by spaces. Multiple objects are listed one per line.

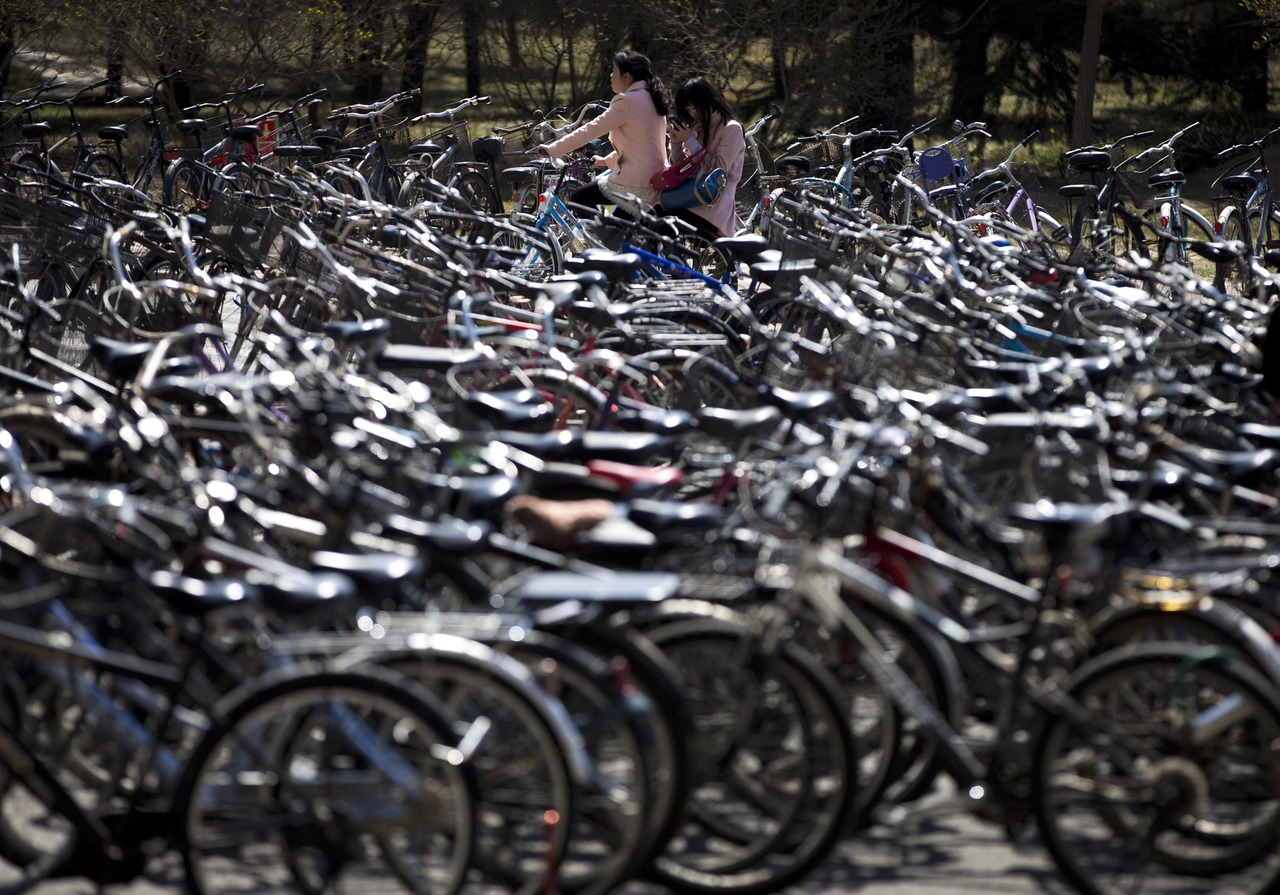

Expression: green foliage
xmin=1 ymin=0 xmax=1275 ymax=163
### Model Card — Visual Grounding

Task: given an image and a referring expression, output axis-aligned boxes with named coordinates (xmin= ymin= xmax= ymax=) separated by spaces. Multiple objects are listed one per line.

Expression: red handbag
xmin=649 ymin=146 xmax=710 ymax=192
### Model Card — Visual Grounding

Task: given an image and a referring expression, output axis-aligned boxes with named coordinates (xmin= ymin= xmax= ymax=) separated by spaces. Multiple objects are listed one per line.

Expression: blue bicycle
xmin=496 ymin=156 xmax=736 ymax=293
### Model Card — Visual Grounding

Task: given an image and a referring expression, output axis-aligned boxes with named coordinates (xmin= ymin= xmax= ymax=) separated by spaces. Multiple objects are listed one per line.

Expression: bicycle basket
xmin=39 ymin=200 xmax=110 ymax=267
xmin=1011 ymin=162 xmax=1048 ymax=207
xmin=419 ymin=119 xmax=473 ymax=163
xmin=1113 ymin=146 xmax=1172 ymax=205
xmin=205 ymin=191 xmax=288 ymax=271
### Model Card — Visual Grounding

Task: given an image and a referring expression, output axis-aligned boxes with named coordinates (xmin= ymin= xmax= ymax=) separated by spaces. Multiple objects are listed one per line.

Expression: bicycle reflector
xmin=761 ymin=195 xmax=772 ymax=209
xmin=1214 ymin=220 xmax=1224 ymax=235
xmin=1160 ymin=213 xmax=1170 ymax=228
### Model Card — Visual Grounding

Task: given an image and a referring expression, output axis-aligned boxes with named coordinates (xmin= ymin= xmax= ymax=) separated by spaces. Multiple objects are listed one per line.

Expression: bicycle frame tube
xmin=618 ymin=241 xmax=730 ymax=292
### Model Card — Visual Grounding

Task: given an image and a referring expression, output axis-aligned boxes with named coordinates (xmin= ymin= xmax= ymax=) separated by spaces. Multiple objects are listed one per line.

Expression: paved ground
xmin=28 ymin=793 xmax=1076 ymax=894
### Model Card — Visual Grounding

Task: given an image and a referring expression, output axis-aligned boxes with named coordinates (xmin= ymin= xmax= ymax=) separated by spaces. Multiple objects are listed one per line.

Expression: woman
xmin=537 ymin=50 xmax=671 ymax=215
xmin=657 ymin=77 xmax=745 ymax=238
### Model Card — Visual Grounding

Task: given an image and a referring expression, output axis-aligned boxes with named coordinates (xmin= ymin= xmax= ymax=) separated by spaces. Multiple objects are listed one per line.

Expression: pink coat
xmin=670 ymin=114 xmax=745 ymax=237
xmin=542 ymin=82 xmax=669 ymax=191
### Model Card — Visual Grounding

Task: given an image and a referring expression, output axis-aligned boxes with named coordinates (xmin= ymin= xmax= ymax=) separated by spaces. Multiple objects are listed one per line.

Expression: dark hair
xmin=614 ymin=50 xmax=671 ymax=117
xmin=674 ymin=77 xmax=738 ymax=146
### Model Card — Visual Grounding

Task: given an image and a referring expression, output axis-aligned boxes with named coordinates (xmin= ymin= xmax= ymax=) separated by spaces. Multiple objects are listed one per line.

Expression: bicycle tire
xmin=1033 ymin=641 xmax=1280 ymax=895
xmin=1215 ymin=207 xmax=1249 ymax=294
xmin=0 ymin=717 xmax=80 ymax=895
xmin=491 ymin=368 xmax=607 ymax=430
xmin=490 ymin=212 xmax=564 ymax=279
xmin=493 ymin=625 xmax=670 ymax=895
xmin=163 ymin=159 xmax=212 ymax=215
xmin=629 ymin=348 xmax=745 ymax=412
xmin=76 ymin=153 xmax=126 ymax=212
xmin=802 ymin=593 xmax=954 ymax=825
xmin=370 ymin=639 xmax=577 ymax=895
xmin=211 ymin=161 xmax=256 ymax=197
xmin=641 ymin=616 xmax=857 ymax=895
xmin=8 ymin=153 xmax=62 ymax=202
xmin=449 ymin=169 xmax=502 ymax=217
xmin=175 ymin=663 xmax=478 ymax=895
xmin=524 ymin=620 xmax=695 ymax=879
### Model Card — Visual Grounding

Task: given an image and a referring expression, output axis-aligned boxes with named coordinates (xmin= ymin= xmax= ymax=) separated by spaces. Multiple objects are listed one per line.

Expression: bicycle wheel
xmin=176 ymin=664 xmax=477 ymax=895
xmin=1034 ymin=641 xmax=1280 ymax=895
xmin=0 ymin=716 xmax=80 ymax=895
xmin=523 ymin=620 xmax=694 ymax=882
xmin=492 ymin=368 xmax=607 ymax=430
xmin=7 ymin=153 xmax=62 ymax=203
xmin=449 ymin=169 xmax=502 ymax=217
xmin=1216 ymin=207 xmax=1250 ymax=294
xmin=76 ymin=153 xmax=126 ymax=212
xmin=795 ymin=593 xmax=955 ymax=825
xmin=373 ymin=641 xmax=576 ymax=895
xmin=163 ymin=159 xmax=212 ymax=215
xmin=489 ymin=213 xmax=564 ymax=280
xmin=642 ymin=617 xmax=857 ymax=895
xmin=629 ymin=349 xmax=744 ymax=412
xmin=493 ymin=626 xmax=662 ymax=895
xmin=1160 ymin=203 xmax=1216 ymax=270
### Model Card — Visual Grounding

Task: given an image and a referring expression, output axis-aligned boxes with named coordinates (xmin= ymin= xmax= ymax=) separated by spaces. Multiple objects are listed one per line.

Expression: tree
xmin=1073 ymin=0 xmax=1107 ymax=146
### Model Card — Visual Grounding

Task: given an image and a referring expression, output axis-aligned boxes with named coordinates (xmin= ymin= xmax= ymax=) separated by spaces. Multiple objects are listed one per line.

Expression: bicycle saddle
xmin=757 ymin=384 xmax=838 ymax=420
xmin=1064 ymin=149 xmax=1112 ymax=172
xmin=1220 ymin=173 xmax=1258 ymax=194
xmin=324 ymin=317 xmax=392 ymax=347
xmin=141 ymin=567 xmax=260 ymax=617
xmin=309 ymin=549 xmax=425 ymax=589
xmin=472 ymin=136 xmax=505 ymax=164
xmin=505 ymin=569 xmax=683 ymax=604
xmin=465 ymin=388 xmax=557 ymax=429
xmin=381 ymin=512 xmax=493 ymax=556
xmin=696 ymin=404 xmax=783 ymax=440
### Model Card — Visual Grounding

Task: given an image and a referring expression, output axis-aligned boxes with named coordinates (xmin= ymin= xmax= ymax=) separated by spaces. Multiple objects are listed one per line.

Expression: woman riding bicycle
xmin=537 ymin=49 xmax=671 ymax=216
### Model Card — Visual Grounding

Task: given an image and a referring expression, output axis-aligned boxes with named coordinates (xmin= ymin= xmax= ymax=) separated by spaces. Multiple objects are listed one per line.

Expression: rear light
xmin=761 ymin=196 xmax=771 ymax=209
xmin=1159 ymin=214 xmax=1169 ymax=228
xmin=1214 ymin=221 xmax=1223 ymax=235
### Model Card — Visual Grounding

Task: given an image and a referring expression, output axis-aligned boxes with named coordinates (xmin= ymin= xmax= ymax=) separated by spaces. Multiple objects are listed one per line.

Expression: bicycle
xmin=391 ymin=94 xmax=496 ymax=211
xmin=1210 ymin=124 xmax=1280 ymax=294
xmin=105 ymin=70 xmax=197 ymax=202
xmin=1139 ymin=122 xmax=1218 ymax=271
xmin=0 ymin=436 xmax=482 ymax=894
xmin=1058 ymin=129 xmax=1158 ymax=267
xmin=3 ymin=79 xmax=126 ymax=202
xmin=731 ymin=103 xmax=782 ymax=231
xmin=968 ymin=129 xmax=1072 ymax=259
xmin=894 ymin=119 xmax=991 ymax=226
xmin=322 ymin=88 xmax=423 ymax=205
xmin=744 ymin=416 xmax=1280 ymax=895
xmin=162 ymin=82 xmax=268 ymax=214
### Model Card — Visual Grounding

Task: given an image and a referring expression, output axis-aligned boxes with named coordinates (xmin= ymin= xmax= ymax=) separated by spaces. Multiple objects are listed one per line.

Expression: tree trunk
xmin=949 ymin=27 xmax=991 ymax=124
xmin=0 ymin=22 xmax=14 ymax=98
xmin=463 ymin=0 xmax=481 ymax=98
xmin=1072 ymin=0 xmax=1107 ymax=146
xmin=346 ymin=0 xmax=384 ymax=105
xmin=106 ymin=44 xmax=125 ymax=101
xmin=400 ymin=0 xmax=439 ymax=113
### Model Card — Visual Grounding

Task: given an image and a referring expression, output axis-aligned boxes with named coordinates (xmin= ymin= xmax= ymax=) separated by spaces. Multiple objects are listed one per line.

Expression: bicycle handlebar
xmin=1215 ymin=124 xmax=1280 ymax=160
xmin=1064 ymin=129 xmax=1155 ymax=158
xmin=330 ymin=89 xmax=425 ymax=119
xmin=404 ymin=95 xmax=491 ymax=126
xmin=744 ymin=103 xmax=782 ymax=138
